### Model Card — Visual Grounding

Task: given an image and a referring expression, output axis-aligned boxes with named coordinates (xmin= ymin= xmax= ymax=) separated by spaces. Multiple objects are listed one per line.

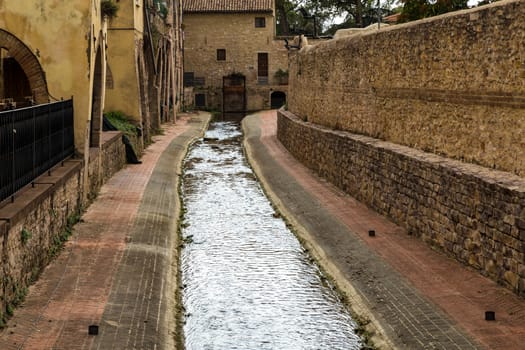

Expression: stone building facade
xmin=182 ymin=0 xmax=289 ymax=113
xmin=281 ymin=0 xmax=525 ymax=297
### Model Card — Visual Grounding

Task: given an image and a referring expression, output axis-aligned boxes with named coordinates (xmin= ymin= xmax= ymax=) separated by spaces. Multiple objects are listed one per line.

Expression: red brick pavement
xmin=254 ymin=110 xmax=525 ymax=350
xmin=0 ymin=115 xmax=194 ymax=350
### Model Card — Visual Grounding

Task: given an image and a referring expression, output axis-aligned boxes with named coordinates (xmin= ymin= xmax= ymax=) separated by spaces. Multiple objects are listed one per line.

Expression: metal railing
xmin=0 ymin=99 xmax=74 ymax=203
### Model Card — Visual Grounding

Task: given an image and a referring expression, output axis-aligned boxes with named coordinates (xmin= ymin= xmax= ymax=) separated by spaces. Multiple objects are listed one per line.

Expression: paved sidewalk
xmin=243 ymin=110 xmax=525 ymax=350
xmin=0 ymin=112 xmax=210 ymax=350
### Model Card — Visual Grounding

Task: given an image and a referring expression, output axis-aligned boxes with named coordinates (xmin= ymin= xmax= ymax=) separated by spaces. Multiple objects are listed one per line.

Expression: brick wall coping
xmin=0 ymin=159 xmax=82 ymax=226
xmin=100 ymin=131 xmax=123 ymax=150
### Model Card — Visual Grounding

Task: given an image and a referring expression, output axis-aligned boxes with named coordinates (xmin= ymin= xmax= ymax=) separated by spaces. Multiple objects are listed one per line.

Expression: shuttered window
xmin=255 ymin=17 xmax=266 ymax=28
xmin=217 ymin=49 xmax=226 ymax=61
xmin=257 ymin=52 xmax=268 ymax=84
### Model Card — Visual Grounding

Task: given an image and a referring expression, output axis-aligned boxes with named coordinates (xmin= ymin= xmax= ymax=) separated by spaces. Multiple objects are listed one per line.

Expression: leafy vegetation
xmin=105 ymin=111 xmax=139 ymax=137
xmin=398 ymin=0 xmax=468 ymax=22
xmin=21 ymin=228 xmax=32 ymax=244
xmin=276 ymin=0 xmax=483 ymax=35
xmin=101 ymin=0 xmax=119 ymax=19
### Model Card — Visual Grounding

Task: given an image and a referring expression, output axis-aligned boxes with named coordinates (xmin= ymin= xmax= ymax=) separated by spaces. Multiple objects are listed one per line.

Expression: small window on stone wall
xmin=255 ymin=17 xmax=266 ymax=28
xmin=217 ymin=49 xmax=226 ymax=61
xmin=184 ymin=72 xmax=194 ymax=87
xmin=195 ymin=93 xmax=206 ymax=107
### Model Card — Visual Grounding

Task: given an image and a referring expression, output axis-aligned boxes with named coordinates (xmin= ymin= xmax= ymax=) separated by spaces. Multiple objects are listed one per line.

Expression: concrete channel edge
xmin=241 ymin=114 xmax=397 ymax=350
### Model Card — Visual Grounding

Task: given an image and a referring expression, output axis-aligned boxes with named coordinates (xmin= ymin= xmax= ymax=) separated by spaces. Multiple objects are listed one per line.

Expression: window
xmin=257 ymin=52 xmax=268 ymax=84
xmin=255 ymin=17 xmax=266 ymax=28
xmin=184 ymin=72 xmax=194 ymax=87
xmin=217 ymin=49 xmax=226 ymax=61
xmin=195 ymin=93 xmax=206 ymax=107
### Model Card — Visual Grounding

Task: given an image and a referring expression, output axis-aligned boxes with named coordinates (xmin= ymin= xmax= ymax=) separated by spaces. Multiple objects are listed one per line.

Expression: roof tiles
xmin=183 ymin=0 xmax=273 ymax=13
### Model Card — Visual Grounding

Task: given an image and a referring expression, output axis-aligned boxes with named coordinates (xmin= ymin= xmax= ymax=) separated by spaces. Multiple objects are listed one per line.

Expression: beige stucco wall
xmin=105 ymin=0 xmax=144 ymax=123
xmin=183 ymin=12 xmax=289 ymax=111
xmin=0 ymin=0 xmax=107 ymax=155
xmin=288 ymin=0 xmax=525 ymax=177
xmin=105 ymin=31 xmax=142 ymax=121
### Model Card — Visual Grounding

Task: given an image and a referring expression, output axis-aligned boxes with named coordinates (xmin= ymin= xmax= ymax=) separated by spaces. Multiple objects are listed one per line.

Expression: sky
xmin=327 ymin=0 xmax=482 ymax=26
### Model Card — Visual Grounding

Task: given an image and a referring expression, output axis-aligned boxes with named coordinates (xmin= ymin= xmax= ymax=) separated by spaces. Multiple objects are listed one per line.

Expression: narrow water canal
xmin=180 ymin=120 xmax=361 ymax=349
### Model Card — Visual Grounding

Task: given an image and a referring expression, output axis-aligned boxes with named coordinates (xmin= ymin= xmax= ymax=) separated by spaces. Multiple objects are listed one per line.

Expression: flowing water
xmin=180 ymin=120 xmax=362 ymax=350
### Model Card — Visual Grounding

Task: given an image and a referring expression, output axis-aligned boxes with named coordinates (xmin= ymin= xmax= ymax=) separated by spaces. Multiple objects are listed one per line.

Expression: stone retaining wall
xmin=0 ymin=161 xmax=83 ymax=326
xmin=287 ymin=0 xmax=525 ymax=177
xmin=278 ymin=110 xmax=525 ymax=297
xmin=0 ymin=131 xmax=127 ymax=326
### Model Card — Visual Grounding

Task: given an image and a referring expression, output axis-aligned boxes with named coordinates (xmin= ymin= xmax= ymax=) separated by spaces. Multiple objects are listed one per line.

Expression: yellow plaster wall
xmin=105 ymin=30 xmax=141 ymax=121
xmin=183 ymin=12 xmax=288 ymax=111
xmin=0 ymin=0 xmax=107 ymax=154
xmin=105 ymin=0 xmax=144 ymax=123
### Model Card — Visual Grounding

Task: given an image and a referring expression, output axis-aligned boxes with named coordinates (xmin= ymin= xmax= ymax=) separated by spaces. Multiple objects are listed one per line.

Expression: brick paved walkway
xmin=0 ymin=112 xmax=209 ymax=350
xmin=243 ymin=110 xmax=525 ymax=350
xmin=2 ymin=108 xmax=524 ymax=349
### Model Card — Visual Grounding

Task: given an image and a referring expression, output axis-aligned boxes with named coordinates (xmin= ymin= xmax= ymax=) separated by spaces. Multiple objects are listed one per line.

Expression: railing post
xmin=48 ymin=102 xmax=51 ymax=172
xmin=11 ymin=112 xmax=15 ymax=202
xmin=32 ymin=102 xmax=36 ymax=179
xmin=62 ymin=99 xmax=65 ymax=160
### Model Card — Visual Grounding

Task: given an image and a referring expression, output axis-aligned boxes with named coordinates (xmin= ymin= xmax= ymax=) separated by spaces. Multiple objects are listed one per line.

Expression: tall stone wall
xmin=278 ymin=110 xmax=525 ymax=297
xmin=288 ymin=0 xmax=525 ymax=177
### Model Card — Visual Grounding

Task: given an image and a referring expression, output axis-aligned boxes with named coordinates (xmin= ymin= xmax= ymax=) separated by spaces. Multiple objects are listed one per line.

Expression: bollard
xmin=88 ymin=325 xmax=99 ymax=335
xmin=368 ymin=230 xmax=376 ymax=237
xmin=485 ymin=311 xmax=495 ymax=321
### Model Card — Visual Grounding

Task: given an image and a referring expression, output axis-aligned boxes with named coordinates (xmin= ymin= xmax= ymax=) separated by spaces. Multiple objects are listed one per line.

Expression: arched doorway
xmin=0 ymin=29 xmax=49 ymax=106
xmin=270 ymin=91 xmax=286 ymax=109
xmin=90 ymin=47 xmax=104 ymax=148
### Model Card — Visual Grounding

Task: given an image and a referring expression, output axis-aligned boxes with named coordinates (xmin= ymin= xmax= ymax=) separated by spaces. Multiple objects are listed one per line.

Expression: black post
xmin=32 ymin=102 xmax=36 ymax=179
xmin=11 ymin=112 xmax=15 ymax=200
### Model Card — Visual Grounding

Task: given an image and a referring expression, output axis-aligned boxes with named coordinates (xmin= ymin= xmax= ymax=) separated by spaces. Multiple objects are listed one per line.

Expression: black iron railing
xmin=0 ymin=99 xmax=74 ymax=203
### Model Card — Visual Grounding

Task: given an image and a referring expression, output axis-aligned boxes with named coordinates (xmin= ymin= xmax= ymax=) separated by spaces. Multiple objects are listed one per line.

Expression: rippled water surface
xmin=180 ymin=121 xmax=361 ymax=350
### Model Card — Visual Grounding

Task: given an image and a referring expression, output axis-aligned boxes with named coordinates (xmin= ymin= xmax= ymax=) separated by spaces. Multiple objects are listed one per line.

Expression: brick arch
xmin=0 ymin=29 xmax=49 ymax=104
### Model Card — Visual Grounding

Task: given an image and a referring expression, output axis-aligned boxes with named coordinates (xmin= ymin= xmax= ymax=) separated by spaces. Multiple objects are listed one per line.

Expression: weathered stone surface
xmin=287 ymin=0 xmax=525 ymax=177
xmin=0 ymin=135 xmax=127 ymax=319
xmin=183 ymin=11 xmax=289 ymax=111
xmin=278 ymin=109 xmax=525 ymax=298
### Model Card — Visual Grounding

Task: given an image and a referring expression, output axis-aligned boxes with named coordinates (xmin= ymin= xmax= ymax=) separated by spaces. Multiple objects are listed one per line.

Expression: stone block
xmin=504 ymin=270 xmax=520 ymax=290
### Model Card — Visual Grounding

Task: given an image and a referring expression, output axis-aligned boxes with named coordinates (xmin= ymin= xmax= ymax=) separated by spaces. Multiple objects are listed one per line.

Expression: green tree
xmin=275 ymin=0 xmax=397 ymax=36
xmin=399 ymin=0 xmax=468 ymax=22
xmin=275 ymin=0 xmax=300 ymax=35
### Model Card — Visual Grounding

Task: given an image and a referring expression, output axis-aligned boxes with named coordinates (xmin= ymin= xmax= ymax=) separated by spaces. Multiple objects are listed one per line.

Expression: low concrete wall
xmin=0 ymin=131 xmax=127 ymax=325
xmin=278 ymin=109 xmax=525 ymax=297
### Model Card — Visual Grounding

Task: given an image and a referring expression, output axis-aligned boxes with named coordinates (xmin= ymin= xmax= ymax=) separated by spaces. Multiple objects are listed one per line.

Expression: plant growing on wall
xmin=274 ymin=68 xmax=289 ymax=85
xmin=101 ymin=0 xmax=119 ymax=19
xmin=21 ymin=228 xmax=32 ymax=244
